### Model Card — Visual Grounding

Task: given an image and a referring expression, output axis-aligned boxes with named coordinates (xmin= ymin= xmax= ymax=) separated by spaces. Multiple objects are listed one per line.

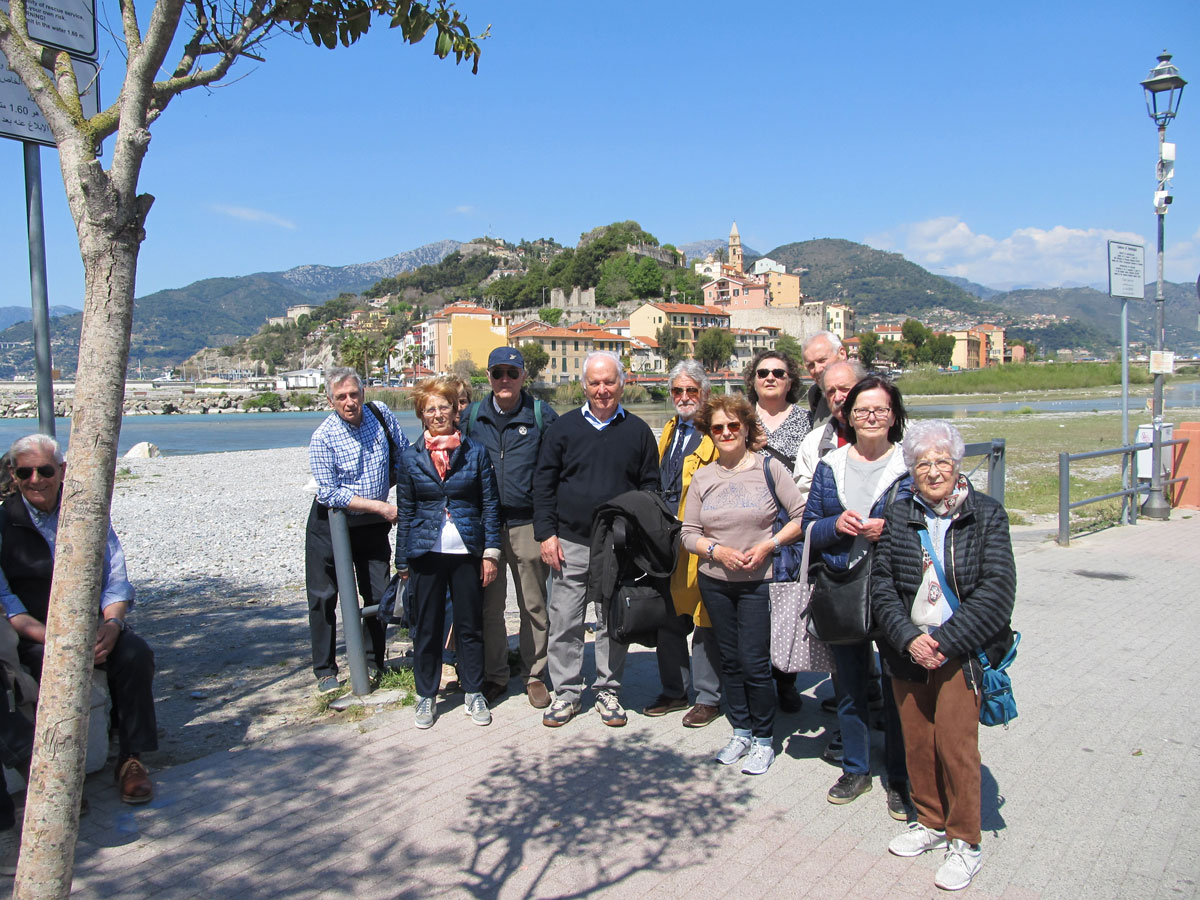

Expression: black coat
xmin=871 ymin=485 xmax=1016 ymax=684
xmin=585 ymin=491 xmax=680 ymax=610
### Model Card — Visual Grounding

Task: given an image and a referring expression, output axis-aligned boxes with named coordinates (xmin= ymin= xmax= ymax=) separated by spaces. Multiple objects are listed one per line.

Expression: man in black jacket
xmin=533 ymin=351 xmax=659 ymax=728
xmin=464 ymin=347 xmax=560 ymax=708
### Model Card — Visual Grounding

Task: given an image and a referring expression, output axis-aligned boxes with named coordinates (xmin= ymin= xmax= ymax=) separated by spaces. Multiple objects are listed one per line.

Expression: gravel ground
xmin=109 ymin=447 xmax=408 ymax=768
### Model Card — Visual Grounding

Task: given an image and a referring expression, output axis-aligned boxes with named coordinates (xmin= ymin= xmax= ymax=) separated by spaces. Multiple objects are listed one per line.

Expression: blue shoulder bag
xmin=917 ymin=528 xmax=1019 ymax=728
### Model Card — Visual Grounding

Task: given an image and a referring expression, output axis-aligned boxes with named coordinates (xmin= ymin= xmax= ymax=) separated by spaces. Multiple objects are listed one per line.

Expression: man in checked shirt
xmin=306 ymin=367 xmax=410 ymax=693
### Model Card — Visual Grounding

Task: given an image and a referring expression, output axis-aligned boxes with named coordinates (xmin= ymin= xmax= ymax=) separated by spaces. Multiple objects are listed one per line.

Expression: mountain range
xmin=0 ymin=234 xmax=1195 ymax=377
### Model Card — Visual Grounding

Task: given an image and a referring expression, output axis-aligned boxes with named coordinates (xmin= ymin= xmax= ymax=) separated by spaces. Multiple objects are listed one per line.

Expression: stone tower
xmin=729 ymin=221 xmax=744 ymax=275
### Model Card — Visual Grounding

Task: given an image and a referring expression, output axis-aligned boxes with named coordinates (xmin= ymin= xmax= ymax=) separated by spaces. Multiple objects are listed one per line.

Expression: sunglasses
xmin=13 ymin=464 xmax=56 ymax=480
xmin=489 ymin=367 xmax=522 ymax=380
xmin=756 ymin=368 xmax=788 ymax=380
xmin=710 ymin=421 xmax=742 ymax=436
xmin=670 ymin=386 xmax=701 ymax=397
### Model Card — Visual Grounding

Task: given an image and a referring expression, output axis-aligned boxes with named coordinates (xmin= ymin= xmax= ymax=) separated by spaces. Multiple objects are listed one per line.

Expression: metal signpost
xmin=1108 ymin=239 xmax=1145 ymax=524
xmin=0 ymin=0 xmax=98 ymax=437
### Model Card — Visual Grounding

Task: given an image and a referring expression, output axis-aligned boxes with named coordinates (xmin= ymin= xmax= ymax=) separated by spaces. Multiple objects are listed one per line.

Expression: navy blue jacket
xmin=801 ymin=448 xmax=912 ymax=571
xmin=394 ymin=434 xmax=501 ymax=567
xmin=463 ymin=391 xmax=558 ymax=526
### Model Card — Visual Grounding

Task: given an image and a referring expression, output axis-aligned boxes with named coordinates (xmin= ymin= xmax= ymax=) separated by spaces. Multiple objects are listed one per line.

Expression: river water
xmin=4 ymin=382 xmax=1200 ymax=456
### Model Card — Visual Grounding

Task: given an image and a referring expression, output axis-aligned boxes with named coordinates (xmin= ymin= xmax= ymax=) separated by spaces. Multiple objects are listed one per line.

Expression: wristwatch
xmin=105 ymin=618 xmax=126 ymax=633
xmin=707 ymin=542 xmax=718 ymax=560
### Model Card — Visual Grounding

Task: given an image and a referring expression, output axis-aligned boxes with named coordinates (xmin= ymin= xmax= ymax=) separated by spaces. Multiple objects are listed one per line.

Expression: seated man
xmin=0 ymin=434 xmax=157 ymax=804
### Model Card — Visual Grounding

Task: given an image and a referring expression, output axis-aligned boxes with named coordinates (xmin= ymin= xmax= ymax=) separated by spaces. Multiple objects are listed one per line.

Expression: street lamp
xmin=1140 ymin=51 xmax=1186 ymax=519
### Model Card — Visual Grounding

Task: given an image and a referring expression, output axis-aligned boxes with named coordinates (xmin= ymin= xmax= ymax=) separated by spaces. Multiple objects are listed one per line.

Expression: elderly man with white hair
xmin=532 ymin=351 xmax=660 ymax=728
xmin=0 ymin=433 xmax=157 ymax=806
xmin=801 ymin=330 xmax=849 ymax=428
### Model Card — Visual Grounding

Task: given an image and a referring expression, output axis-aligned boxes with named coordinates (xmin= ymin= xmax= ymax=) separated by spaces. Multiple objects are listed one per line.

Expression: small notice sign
xmin=1108 ymin=240 xmax=1146 ymax=300
xmin=1150 ymin=351 xmax=1175 ymax=375
xmin=0 ymin=56 xmax=99 ymax=146
xmin=0 ymin=0 xmax=97 ymax=58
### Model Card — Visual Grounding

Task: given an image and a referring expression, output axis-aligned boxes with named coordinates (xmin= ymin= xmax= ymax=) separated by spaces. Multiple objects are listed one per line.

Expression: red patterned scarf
xmin=424 ymin=431 xmax=461 ymax=480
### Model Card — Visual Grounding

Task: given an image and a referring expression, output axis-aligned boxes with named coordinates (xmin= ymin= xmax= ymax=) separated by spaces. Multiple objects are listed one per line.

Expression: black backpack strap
xmin=367 ymin=401 xmax=398 ymax=475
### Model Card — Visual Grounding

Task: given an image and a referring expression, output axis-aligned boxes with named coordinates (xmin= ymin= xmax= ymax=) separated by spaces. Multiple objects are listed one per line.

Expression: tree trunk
xmin=14 ymin=163 xmax=144 ymax=900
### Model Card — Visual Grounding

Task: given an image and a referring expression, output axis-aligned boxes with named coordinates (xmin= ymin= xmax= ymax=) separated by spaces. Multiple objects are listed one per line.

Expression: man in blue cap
xmin=461 ymin=346 xmax=559 ymax=707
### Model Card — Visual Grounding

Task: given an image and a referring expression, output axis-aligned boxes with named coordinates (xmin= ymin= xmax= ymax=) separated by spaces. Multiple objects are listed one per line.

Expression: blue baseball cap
xmin=487 ymin=347 xmax=525 ymax=370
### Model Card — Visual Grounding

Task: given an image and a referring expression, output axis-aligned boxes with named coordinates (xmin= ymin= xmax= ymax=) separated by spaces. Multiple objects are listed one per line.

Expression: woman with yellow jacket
xmin=643 ymin=361 xmax=724 ymax=728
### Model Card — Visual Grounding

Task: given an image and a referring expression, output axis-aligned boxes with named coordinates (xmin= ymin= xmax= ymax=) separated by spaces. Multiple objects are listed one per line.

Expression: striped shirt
xmin=309 ymin=403 xmax=410 ymax=509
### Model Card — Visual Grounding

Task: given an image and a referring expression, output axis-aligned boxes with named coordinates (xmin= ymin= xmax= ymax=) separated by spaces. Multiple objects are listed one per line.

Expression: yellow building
xmin=825 ymin=304 xmax=855 ymax=339
xmin=949 ymin=329 xmax=983 ymax=369
xmin=629 ymin=302 xmax=731 ymax=359
xmin=423 ymin=304 xmax=508 ymax=372
xmin=516 ymin=325 xmax=593 ymax=384
xmin=764 ymin=271 xmax=803 ymax=307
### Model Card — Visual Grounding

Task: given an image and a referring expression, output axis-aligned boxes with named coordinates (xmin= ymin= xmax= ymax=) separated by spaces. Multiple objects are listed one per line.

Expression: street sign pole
xmin=23 ymin=142 xmax=55 ymax=437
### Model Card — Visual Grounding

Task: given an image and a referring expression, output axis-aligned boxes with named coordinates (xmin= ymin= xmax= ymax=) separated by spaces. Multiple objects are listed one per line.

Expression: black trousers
xmin=0 ymin=672 xmax=33 ymax=832
xmin=304 ymin=501 xmax=389 ymax=679
xmin=409 ymin=553 xmax=484 ymax=699
xmin=19 ymin=628 xmax=158 ymax=761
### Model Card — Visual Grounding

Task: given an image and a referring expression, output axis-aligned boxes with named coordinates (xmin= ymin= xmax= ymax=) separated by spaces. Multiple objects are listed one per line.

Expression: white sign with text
xmin=0 ymin=0 xmax=97 ymax=58
xmin=0 ymin=56 xmax=99 ymax=146
xmin=1108 ymin=240 xmax=1146 ymax=300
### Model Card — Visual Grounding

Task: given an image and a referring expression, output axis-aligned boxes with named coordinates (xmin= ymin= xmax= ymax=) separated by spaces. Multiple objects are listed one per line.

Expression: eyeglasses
xmin=710 ymin=421 xmax=742 ymax=436
xmin=423 ymin=405 xmax=454 ymax=416
xmin=489 ymin=367 xmax=522 ymax=380
xmin=851 ymin=407 xmax=892 ymax=421
xmin=670 ymin=386 xmax=701 ymax=397
xmin=756 ymin=368 xmax=788 ymax=380
xmin=13 ymin=464 xmax=56 ymax=480
xmin=914 ymin=458 xmax=956 ymax=475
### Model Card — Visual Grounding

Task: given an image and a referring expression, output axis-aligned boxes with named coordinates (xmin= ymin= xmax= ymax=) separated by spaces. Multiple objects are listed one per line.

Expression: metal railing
xmin=1056 ymin=438 xmax=1190 ymax=546
xmin=963 ymin=439 xmax=1006 ymax=504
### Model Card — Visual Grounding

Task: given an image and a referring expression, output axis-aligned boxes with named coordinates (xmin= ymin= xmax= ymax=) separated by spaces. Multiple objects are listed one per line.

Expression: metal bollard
xmin=328 ymin=509 xmax=373 ymax=696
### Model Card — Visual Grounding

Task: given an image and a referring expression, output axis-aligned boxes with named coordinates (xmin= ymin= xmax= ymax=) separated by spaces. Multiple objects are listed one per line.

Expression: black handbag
xmin=806 ymin=552 xmax=876 ymax=645
xmin=605 ymin=518 xmax=681 ymax=647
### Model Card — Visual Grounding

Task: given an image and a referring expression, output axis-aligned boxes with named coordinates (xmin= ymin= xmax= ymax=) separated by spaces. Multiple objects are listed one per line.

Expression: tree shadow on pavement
xmin=446 ymin=731 xmax=754 ymax=899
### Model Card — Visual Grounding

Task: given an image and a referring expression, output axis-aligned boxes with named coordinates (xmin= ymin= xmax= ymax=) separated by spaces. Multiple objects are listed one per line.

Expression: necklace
xmin=716 ymin=452 xmax=753 ymax=474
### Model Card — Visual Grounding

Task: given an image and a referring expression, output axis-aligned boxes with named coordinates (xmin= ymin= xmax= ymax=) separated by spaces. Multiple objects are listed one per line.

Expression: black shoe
xmin=821 ymin=730 xmax=843 ymax=764
xmin=776 ymin=681 xmax=804 ymax=713
xmin=827 ymin=773 xmax=872 ymax=805
xmin=820 ymin=696 xmax=838 ymax=715
xmin=886 ymin=784 xmax=911 ymax=821
xmin=481 ymin=681 xmax=507 ymax=704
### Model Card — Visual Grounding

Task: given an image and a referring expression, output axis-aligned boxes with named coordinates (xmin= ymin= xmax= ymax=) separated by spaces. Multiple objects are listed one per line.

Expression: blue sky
xmin=2 ymin=0 xmax=1199 ymax=308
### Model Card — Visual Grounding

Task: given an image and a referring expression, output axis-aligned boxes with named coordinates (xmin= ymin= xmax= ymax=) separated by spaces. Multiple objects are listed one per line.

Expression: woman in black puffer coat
xmin=871 ymin=419 xmax=1016 ymax=893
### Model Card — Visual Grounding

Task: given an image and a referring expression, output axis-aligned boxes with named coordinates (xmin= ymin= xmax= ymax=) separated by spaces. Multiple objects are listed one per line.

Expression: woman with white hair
xmin=871 ymin=419 xmax=1017 ymax=892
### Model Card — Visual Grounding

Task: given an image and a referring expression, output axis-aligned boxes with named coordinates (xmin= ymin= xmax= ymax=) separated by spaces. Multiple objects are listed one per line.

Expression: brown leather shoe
xmin=481 ymin=681 xmax=507 ymax=704
xmin=682 ymin=703 xmax=721 ymax=728
xmin=643 ymin=695 xmax=689 ymax=717
xmin=526 ymin=680 xmax=551 ymax=709
xmin=116 ymin=757 xmax=153 ymax=805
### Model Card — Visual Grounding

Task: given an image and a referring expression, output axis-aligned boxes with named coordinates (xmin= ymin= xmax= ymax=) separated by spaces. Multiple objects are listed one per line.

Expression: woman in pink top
xmin=681 ymin=394 xmax=805 ymax=776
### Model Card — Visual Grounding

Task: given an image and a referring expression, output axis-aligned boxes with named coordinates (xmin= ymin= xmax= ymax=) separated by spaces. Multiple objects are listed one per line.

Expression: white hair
xmin=583 ymin=350 xmax=626 ymax=386
xmin=902 ymin=419 xmax=966 ymax=469
xmin=820 ymin=358 xmax=866 ymax=388
xmin=325 ymin=367 xmax=363 ymax=399
xmin=8 ymin=433 xmax=64 ymax=465
xmin=668 ymin=359 xmax=710 ymax=394
xmin=802 ymin=330 xmax=843 ymax=355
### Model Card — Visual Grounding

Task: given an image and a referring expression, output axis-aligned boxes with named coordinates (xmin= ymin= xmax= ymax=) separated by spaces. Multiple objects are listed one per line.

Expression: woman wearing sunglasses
xmin=680 ymin=394 xmax=805 ymax=775
xmin=395 ymin=378 xmax=501 ymax=730
xmin=744 ymin=348 xmax=811 ymax=712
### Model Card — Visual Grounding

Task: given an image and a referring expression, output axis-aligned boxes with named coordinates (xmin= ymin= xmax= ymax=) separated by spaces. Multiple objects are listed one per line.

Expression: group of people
xmin=306 ymin=332 xmax=1016 ymax=892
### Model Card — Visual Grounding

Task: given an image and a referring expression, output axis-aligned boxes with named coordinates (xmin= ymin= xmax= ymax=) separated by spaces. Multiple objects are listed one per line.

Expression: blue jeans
xmin=698 ymin=575 xmax=773 ymax=739
xmin=830 ymin=641 xmax=907 ymax=782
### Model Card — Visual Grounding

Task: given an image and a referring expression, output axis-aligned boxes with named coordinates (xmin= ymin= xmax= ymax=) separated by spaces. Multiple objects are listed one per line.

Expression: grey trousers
xmin=546 ymin=539 xmax=627 ymax=704
xmin=655 ymin=625 xmax=722 ymax=706
xmin=482 ymin=523 xmax=551 ymax=687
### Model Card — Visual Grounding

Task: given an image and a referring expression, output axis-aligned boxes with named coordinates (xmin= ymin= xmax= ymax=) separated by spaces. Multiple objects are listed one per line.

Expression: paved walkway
xmin=65 ymin=515 xmax=1200 ymax=899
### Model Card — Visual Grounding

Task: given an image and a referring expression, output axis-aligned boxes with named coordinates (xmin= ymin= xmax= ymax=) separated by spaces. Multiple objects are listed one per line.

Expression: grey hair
xmin=325 ymin=367 xmax=363 ymax=399
xmin=9 ymin=433 xmax=64 ymax=465
xmin=584 ymin=350 xmax=626 ymax=386
xmin=820 ymin=358 xmax=867 ymax=387
xmin=902 ymin=419 xmax=966 ymax=469
xmin=667 ymin=359 xmax=710 ymax=394
xmin=801 ymin=330 xmax=843 ymax=355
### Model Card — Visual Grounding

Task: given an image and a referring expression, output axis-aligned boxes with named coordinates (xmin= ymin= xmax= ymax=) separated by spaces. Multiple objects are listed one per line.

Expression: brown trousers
xmin=893 ymin=661 xmax=982 ymax=845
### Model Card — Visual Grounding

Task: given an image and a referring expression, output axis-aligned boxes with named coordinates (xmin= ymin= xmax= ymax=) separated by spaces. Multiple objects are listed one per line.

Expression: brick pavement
xmin=61 ymin=514 xmax=1200 ymax=898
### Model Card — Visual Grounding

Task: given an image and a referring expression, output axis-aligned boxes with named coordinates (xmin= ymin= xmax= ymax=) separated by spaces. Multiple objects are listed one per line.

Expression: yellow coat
xmin=659 ymin=416 xmax=718 ymax=627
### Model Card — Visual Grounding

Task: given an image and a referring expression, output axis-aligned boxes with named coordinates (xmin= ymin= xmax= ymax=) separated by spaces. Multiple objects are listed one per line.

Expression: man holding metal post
xmin=306 ymin=367 xmax=410 ymax=694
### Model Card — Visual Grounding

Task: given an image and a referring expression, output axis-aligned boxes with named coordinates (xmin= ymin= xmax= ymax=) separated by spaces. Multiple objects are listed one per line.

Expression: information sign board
xmin=1108 ymin=240 xmax=1146 ymax=300
xmin=0 ymin=56 xmax=99 ymax=146
xmin=0 ymin=0 xmax=97 ymax=58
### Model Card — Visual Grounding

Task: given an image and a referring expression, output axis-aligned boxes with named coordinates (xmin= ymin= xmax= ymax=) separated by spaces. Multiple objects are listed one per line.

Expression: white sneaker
xmin=715 ymin=734 xmax=752 ymax=765
xmin=741 ymin=742 xmax=775 ymax=775
xmin=888 ymin=822 xmax=948 ymax=858
xmin=464 ymin=692 xmax=492 ymax=726
xmin=414 ymin=696 xmax=436 ymax=729
xmin=935 ymin=839 xmax=982 ymax=891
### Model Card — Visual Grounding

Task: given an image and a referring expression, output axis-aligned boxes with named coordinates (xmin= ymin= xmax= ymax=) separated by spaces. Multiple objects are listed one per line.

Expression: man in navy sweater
xmin=533 ymin=351 xmax=660 ymax=728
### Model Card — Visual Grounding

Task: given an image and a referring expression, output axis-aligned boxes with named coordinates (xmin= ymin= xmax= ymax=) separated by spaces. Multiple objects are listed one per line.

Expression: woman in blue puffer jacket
xmin=396 ymin=378 xmax=501 ymax=730
xmin=802 ymin=375 xmax=912 ymax=817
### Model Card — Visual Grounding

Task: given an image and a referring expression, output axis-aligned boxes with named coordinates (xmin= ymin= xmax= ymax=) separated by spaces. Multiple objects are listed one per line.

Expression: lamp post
xmin=1140 ymin=51 xmax=1186 ymax=519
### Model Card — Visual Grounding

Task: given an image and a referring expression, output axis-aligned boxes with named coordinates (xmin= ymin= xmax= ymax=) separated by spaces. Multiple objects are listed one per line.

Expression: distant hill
xmin=0 ymin=305 xmax=79 ymax=331
xmin=940 ymin=275 xmax=1004 ymax=301
xmin=764 ymin=239 xmax=989 ymax=316
xmin=0 ymin=241 xmax=461 ymax=377
xmin=678 ymin=239 xmax=760 ymax=264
